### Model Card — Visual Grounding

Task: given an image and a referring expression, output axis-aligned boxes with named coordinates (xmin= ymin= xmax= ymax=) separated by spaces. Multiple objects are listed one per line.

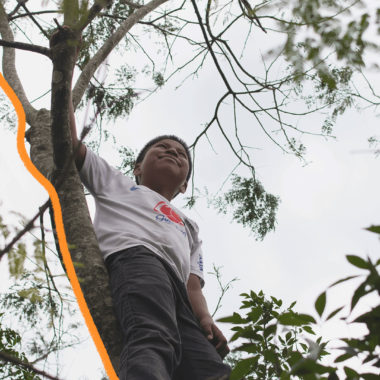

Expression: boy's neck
xmin=141 ymin=181 xmax=176 ymax=202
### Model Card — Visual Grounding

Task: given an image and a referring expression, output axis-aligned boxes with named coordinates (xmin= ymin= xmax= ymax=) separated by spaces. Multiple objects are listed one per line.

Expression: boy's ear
xmin=178 ymin=180 xmax=188 ymax=194
xmin=133 ymin=163 xmax=141 ymax=177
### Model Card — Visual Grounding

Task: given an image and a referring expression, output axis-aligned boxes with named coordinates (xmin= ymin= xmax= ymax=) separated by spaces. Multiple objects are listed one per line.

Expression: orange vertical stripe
xmin=0 ymin=72 xmax=118 ymax=380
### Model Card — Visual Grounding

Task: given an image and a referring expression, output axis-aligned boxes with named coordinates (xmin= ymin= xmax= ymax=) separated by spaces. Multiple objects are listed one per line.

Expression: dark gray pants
xmin=105 ymin=246 xmax=231 ymax=380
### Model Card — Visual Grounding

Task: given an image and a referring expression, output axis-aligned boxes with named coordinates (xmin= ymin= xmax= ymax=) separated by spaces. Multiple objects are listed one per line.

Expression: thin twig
xmin=9 ymin=10 xmax=60 ymax=21
xmin=191 ymin=0 xmax=232 ymax=92
xmin=0 ymin=351 xmax=61 ymax=380
xmin=209 ymin=264 xmax=238 ymax=317
xmin=19 ymin=2 xmax=49 ymax=39
xmin=7 ymin=1 xmax=24 ymax=18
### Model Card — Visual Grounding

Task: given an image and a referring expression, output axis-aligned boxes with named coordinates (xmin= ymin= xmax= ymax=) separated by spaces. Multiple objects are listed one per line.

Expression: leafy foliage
xmin=0 ymin=92 xmax=17 ymax=131
xmin=281 ymin=0 xmax=374 ymax=76
xmin=116 ymin=145 xmax=137 ymax=176
xmin=224 ymin=226 xmax=380 ymax=379
xmin=0 ymin=209 xmax=83 ymax=376
xmin=0 ymin=314 xmax=41 ymax=380
xmin=214 ymin=175 xmax=280 ymax=240
xmin=218 ymin=291 xmax=327 ymax=380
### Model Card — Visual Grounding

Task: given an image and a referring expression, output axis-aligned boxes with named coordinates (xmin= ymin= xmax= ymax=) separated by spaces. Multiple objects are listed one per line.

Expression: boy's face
xmin=133 ymin=139 xmax=189 ymax=196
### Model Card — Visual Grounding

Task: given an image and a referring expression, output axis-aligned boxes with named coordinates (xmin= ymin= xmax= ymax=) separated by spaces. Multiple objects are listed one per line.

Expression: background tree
xmin=0 ymin=0 xmax=379 ymax=378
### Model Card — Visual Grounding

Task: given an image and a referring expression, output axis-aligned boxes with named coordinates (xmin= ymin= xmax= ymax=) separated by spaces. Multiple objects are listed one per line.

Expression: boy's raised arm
xmin=69 ymin=89 xmax=86 ymax=171
xmin=50 ymin=26 xmax=86 ymax=171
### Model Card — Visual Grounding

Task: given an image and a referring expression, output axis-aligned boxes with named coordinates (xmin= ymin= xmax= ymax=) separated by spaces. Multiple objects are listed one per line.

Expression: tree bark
xmin=1 ymin=1 xmax=172 ymax=373
xmin=0 ymin=2 xmax=37 ymax=124
xmin=0 ymin=7 xmax=123 ymax=372
xmin=49 ymin=28 xmax=123 ymax=372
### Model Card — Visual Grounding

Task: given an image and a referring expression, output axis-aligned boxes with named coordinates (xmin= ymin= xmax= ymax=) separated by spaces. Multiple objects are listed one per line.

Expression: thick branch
xmin=76 ymin=0 xmax=114 ymax=31
xmin=72 ymin=0 xmax=169 ymax=108
xmin=0 ymin=39 xmax=51 ymax=57
xmin=0 ymin=2 xmax=37 ymax=124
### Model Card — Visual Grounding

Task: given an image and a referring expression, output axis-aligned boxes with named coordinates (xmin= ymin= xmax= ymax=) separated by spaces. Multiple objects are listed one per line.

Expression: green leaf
xmin=361 ymin=374 xmax=380 ymax=380
xmin=17 ymin=288 xmax=43 ymax=303
xmin=278 ymin=312 xmax=315 ymax=326
xmin=346 ymin=255 xmax=370 ymax=269
xmin=230 ymin=357 xmax=256 ymax=380
xmin=303 ymin=325 xmax=316 ymax=335
xmin=334 ymin=352 xmax=355 ymax=363
xmin=264 ymin=323 xmax=277 ymax=338
xmin=291 ymin=357 xmax=332 ymax=375
xmin=365 ymin=225 xmax=380 ymax=235
xmin=234 ymin=343 xmax=258 ymax=354
xmin=315 ymin=292 xmax=326 ymax=317
xmin=8 ymin=243 xmax=27 ymax=280
xmin=351 ymin=281 xmax=367 ymax=311
xmin=328 ymin=372 xmax=339 ymax=380
xmin=264 ymin=349 xmax=278 ymax=364
xmin=299 ymin=313 xmax=316 ymax=324
xmin=217 ymin=312 xmax=247 ymax=324
xmin=33 ymin=239 xmax=45 ymax=269
xmin=329 ymin=275 xmax=359 ymax=288
xmin=300 ymin=343 xmax=308 ymax=352
xmin=344 ymin=366 xmax=359 ymax=378
xmin=247 ymin=308 xmax=262 ymax=324
xmin=270 ymin=296 xmax=282 ymax=307
xmin=0 ymin=215 xmax=10 ymax=238
xmin=326 ymin=306 xmax=344 ymax=320
xmin=280 ymin=372 xmax=291 ymax=380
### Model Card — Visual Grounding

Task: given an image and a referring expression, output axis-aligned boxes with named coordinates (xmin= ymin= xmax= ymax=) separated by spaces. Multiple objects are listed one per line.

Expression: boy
xmin=69 ymin=103 xmax=231 ymax=379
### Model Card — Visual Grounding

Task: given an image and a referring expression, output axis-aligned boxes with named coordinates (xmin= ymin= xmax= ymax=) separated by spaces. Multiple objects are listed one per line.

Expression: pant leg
xmin=106 ymin=247 xmax=182 ymax=380
xmin=169 ymin=274 xmax=231 ymax=380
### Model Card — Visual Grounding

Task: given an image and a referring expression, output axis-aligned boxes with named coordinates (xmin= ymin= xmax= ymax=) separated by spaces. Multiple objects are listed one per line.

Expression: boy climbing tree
xmin=62 ymin=25 xmax=231 ymax=380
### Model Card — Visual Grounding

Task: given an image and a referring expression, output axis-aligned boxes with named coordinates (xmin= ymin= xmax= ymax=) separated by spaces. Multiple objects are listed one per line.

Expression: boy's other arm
xmin=50 ymin=26 xmax=86 ymax=171
xmin=187 ymin=273 xmax=230 ymax=358
xmin=69 ymin=92 xmax=86 ymax=170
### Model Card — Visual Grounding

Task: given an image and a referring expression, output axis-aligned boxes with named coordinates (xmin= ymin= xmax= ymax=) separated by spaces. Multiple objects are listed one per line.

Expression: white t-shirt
xmin=79 ymin=148 xmax=204 ymax=286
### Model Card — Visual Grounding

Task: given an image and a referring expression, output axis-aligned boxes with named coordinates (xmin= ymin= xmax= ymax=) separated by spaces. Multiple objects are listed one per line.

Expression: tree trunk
xmin=1 ymin=1 xmax=172 ymax=373
xmin=48 ymin=30 xmax=123 ymax=373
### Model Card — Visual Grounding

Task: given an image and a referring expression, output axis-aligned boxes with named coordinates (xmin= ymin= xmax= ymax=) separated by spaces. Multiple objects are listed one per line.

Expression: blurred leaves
xmin=222 ymin=226 xmax=379 ymax=379
xmin=0 ymin=314 xmax=41 ymax=380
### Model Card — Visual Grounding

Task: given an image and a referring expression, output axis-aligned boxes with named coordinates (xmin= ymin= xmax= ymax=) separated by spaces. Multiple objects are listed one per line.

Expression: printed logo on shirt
xmin=197 ymin=254 xmax=203 ymax=272
xmin=130 ymin=185 xmax=139 ymax=191
xmin=153 ymin=201 xmax=184 ymax=226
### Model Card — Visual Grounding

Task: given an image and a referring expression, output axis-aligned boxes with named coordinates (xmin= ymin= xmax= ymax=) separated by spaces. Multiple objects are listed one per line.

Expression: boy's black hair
xmin=134 ymin=135 xmax=192 ymax=185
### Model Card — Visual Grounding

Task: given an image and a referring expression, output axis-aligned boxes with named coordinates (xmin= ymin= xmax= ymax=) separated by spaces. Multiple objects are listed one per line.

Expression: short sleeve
xmin=79 ymin=148 xmax=131 ymax=196
xmin=187 ymin=218 xmax=205 ymax=288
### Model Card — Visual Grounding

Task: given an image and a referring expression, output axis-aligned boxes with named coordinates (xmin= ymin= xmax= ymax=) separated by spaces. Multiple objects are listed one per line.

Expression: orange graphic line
xmin=0 ymin=72 xmax=118 ymax=380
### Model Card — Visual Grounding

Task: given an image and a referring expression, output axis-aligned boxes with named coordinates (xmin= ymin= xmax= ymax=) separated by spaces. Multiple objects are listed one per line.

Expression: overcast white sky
xmin=1 ymin=2 xmax=380 ymax=379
